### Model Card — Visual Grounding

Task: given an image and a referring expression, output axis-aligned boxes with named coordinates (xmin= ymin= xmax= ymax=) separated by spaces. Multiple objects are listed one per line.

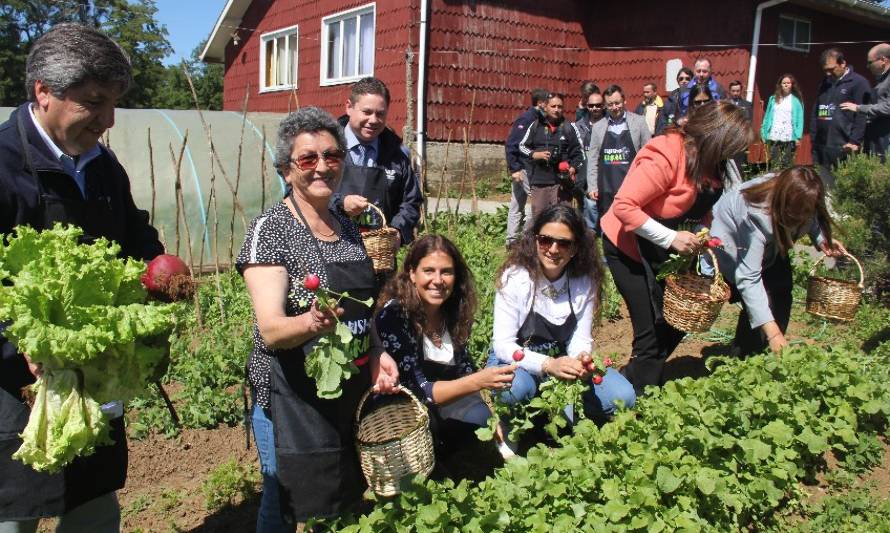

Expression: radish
xmin=592 ymin=374 xmax=603 ymax=385
xmin=303 ymin=273 xmax=321 ymax=291
xmin=512 ymin=349 xmax=524 ymax=362
xmin=558 ymin=161 xmax=570 ymax=172
xmin=603 ymin=357 xmax=613 ymax=368
xmin=141 ymin=254 xmax=194 ymax=301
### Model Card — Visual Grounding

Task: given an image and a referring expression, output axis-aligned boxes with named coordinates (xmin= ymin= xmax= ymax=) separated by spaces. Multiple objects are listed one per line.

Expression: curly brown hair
xmin=496 ymin=205 xmax=603 ymax=316
xmin=376 ymin=234 xmax=477 ymax=347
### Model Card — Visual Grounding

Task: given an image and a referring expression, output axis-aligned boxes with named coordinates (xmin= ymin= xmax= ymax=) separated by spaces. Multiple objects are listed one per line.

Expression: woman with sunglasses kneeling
xmin=374 ymin=235 xmax=517 ymax=474
xmin=487 ymin=205 xmax=636 ymax=433
xmin=237 ymin=108 xmax=399 ymax=531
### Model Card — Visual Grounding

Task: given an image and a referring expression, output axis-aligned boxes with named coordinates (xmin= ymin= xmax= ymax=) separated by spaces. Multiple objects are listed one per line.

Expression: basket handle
xmin=808 ymin=251 xmax=865 ymax=288
xmin=354 ymin=385 xmax=424 ymax=429
xmin=367 ymin=203 xmax=389 ymax=228
xmin=696 ymin=247 xmax=722 ymax=286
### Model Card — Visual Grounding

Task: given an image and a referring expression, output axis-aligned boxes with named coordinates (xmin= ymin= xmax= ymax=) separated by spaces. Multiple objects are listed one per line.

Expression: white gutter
xmin=747 ymin=0 xmax=788 ymax=102
xmin=415 ymin=0 xmax=429 ymax=165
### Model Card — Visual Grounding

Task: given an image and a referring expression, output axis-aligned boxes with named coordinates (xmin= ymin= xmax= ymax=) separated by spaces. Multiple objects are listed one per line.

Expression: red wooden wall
xmin=222 ymin=0 xmax=417 ymax=136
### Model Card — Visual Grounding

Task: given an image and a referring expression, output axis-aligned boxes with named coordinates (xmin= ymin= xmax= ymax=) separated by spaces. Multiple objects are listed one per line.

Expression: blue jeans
xmin=583 ymin=197 xmax=599 ymax=232
xmin=251 ymin=403 xmax=289 ymax=533
xmin=486 ymin=352 xmax=636 ymax=420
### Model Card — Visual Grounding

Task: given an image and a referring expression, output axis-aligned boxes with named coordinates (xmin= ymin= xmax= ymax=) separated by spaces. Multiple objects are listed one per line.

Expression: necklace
xmin=424 ymin=322 xmax=445 ymax=348
xmin=541 ymin=279 xmax=568 ymax=300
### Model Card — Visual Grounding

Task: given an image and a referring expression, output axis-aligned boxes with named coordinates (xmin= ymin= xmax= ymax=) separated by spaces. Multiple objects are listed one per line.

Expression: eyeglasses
xmin=289 ymin=149 xmax=346 ymax=170
xmin=692 ymin=99 xmax=712 ymax=107
xmin=606 ymin=101 xmax=625 ymax=108
xmin=677 ymin=76 xmax=691 ymax=82
xmin=586 ymin=103 xmax=604 ymax=109
xmin=535 ymin=234 xmax=575 ymax=250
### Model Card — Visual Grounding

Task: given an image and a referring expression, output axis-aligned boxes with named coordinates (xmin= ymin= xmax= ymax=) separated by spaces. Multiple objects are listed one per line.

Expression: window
xmin=260 ymin=25 xmax=298 ymax=92
xmin=321 ymin=4 xmax=375 ymax=86
xmin=777 ymin=15 xmax=811 ymax=52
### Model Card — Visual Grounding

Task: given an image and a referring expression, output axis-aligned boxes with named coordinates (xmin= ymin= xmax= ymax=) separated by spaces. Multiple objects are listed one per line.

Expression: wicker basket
xmin=806 ymin=252 xmax=864 ymax=321
xmin=663 ymin=248 xmax=730 ymax=333
xmin=361 ymin=204 xmax=400 ymax=273
xmin=355 ymin=387 xmax=434 ymax=497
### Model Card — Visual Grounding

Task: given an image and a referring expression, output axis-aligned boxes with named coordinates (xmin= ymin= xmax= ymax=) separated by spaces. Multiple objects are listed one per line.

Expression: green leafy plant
xmin=299 ymin=274 xmax=373 ymax=399
xmin=202 ymin=458 xmax=260 ymax=512
xmin=0 ymin=225 xmax=177 ymax=472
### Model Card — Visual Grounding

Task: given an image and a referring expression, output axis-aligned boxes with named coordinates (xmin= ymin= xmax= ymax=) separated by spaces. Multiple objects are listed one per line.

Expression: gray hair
xmin=274 ymin=107 xmax=347 ymax=175
xmin=26 ymin=23 xmax=133 ymax=101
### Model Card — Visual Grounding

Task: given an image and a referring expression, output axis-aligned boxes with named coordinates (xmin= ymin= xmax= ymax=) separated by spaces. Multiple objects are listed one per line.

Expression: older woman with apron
xmin=237 ymin=107 xmax=398 ymax=531
xmin=599 ymin=102 xmax=755 ymax=395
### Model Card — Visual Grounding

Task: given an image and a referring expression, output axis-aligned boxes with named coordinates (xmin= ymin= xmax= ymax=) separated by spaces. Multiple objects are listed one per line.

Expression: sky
xmin=154 ymin=0 xmax=224 ymax=65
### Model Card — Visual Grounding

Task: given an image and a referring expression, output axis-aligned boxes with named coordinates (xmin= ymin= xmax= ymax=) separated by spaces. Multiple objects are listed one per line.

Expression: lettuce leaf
xmin=0 ymin=225 xmax=177 ymax=471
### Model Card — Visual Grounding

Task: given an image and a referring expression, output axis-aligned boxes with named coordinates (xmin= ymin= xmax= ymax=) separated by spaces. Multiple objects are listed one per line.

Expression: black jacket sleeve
xmin=389 ymin=151 xmax=423 ymax=245
xmin=505 ymin=109 xmax=536 ymax=172
xmin=849 ymin=76 xmax=872 ymax=145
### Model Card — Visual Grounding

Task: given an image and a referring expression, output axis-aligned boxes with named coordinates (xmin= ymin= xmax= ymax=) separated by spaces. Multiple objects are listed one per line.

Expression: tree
xmin=152 ymin=41 xmax=223 ymax=111
xmin=0 ymin=0 xmax=172 ymax=108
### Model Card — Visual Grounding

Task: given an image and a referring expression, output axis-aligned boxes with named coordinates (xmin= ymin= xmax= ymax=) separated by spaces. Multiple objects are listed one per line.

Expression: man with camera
xmin=518 ymin=93 xmax=583 ymax=219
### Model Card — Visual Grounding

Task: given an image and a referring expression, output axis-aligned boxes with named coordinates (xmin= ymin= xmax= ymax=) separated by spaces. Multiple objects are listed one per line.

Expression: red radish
xmin=592 ymin=374 xmax=604 ymax=385
xmin=603 ymin=357 xmax=613 ymax=368
xmin=707 ymin=237 xmax=722 ymax=248
xmin=141 ymin=254 xmax=194 ymax=301
xmin=303 ymin=274 xmax=321 ymax=291
xmin=558 ymin=161 xmax=570 ymax=172
xmin=512 ymin=350 xmax=525 ymax=362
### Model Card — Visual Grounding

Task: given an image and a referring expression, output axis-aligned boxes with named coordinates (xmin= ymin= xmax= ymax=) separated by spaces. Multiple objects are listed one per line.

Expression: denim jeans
xmin=506 ymin=170 xmax=531 ymax=245
xmin=251 ymin=403 xmax=289 ymax=533
xmin=486 ymin=352 xmax=636 ymax=420
xmin=0 ymin=493 xmax=119 ymax=533
xmin=583 ymin=197 xmax=599 ymax=232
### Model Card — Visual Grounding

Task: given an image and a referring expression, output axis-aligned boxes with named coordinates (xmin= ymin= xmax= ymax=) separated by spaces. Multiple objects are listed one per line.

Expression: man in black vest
xmin=334 ymin=77 xmax=422 ymax=246
xmin=0 ymin=23 xmax=163 ymax=531
xmin=841 ymin=43 xmax=890 ymax=161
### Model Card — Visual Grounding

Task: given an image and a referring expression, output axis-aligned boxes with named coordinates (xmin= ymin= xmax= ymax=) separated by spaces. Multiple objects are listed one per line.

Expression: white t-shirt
xmin=769 ymin=96 xmax=794 ymax=142
xmin=491 ymin=266 xmax=596 ymax=376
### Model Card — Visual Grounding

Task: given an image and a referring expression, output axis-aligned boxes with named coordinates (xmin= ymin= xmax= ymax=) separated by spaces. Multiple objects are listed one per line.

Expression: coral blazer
xmin=600 ymin=133 xmax=706 ymax=262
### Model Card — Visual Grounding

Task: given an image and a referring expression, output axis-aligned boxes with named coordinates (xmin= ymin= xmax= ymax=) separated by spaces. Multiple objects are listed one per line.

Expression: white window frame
xmin=259 ymin=24 xmax=299 ymax=93
xmin=777 ymin=15 xmax=811 ymax=53
xmin=320 ymin=3 xmax=376 ymax=86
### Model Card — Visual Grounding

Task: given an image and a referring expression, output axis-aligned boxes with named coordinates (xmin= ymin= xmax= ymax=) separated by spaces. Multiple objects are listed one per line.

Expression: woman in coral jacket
xmin=599 ymin=101 xmax=755 ymax=395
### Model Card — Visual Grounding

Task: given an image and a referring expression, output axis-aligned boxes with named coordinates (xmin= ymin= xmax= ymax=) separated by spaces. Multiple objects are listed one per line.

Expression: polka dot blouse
xmin=235 ymin=201 xmax=368 ymax=409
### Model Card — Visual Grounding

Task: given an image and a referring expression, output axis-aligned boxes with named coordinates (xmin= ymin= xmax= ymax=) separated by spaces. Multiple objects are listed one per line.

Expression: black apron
xmin=0 ymin=111 xmax=128 ymax=520
xmin=637 ymin=180 xmax=723 ymax=322
xmin=270 ymin=195 xmax=376 ymax=524
xmin=517 ymin=282 xmax=578 ymax=357
xmin=337 ymin=162 xmax=391 ymax=230
xmin=597 ymin=128 xmax=637 ymax=224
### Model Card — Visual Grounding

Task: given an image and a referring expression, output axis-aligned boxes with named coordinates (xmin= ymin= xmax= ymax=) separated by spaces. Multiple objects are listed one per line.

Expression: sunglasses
xmin=535 ymin=234 xmax=575 ymax=250
xmin=586 ymin=103 xmax=604 ymax=109
xmin=290 ymin=149 xmax=346 ymax=170
xmin=677 ymin=76 xmax=691 ymax=81
xmin=692 ymin=99 xmax=712 ymax=107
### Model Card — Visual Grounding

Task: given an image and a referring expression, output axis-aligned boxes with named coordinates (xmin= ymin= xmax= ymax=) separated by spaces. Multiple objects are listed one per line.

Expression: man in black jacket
xmin=505 ymin=87 xmax=548 ymax=244
xmin=727 ymin=81 xmax=753 ymax=120
xmin=333 ymin=77 xmax=422 ymax=246
xmin=518 ymin=93 xmax=583 ymax=218
xmin=811 ymin=48 xmax=872 ymax=185
xmin=0 ymin=23 xmax=163 ymax=531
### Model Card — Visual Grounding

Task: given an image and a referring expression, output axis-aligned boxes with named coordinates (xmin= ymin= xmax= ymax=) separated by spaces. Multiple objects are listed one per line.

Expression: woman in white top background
xmin=760 ymin=74 xmax=805 ymax=170
xmin=487 ymin=205 xmax=635 ymax=423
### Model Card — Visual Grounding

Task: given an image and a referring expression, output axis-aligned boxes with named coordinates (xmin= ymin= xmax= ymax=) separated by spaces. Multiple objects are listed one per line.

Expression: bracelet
xmin=541 ymin=357 xmax=552 ymax=376
xmin=766 ymin=332 xmax=781 ymax=342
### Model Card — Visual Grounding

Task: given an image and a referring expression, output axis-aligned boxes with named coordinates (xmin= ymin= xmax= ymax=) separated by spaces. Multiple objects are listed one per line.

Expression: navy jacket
xmin=505 ymin=107 xmax=540 ymax=172
xmin=811 ymin=67 xmax=872 ymax=148
xmin=333 ymin=117 xmax=423 ymax=245
xmin=518 ymin=116 xmax=583 ymax=187
xmin=0 ymin=104 xmax=163 ymax=404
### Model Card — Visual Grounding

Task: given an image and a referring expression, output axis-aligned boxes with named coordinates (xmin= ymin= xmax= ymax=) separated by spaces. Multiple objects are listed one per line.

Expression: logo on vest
xmin=603 ymin=146 xmax=631 ymax=165
xmin=817 ymin=104 xmax=835 ymax=120
xmin=384 ymin=168 xmax=397 ymax=182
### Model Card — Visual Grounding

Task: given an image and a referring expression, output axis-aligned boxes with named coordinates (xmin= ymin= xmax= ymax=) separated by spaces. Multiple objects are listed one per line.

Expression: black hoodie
xmin=811 ymin=66 xmax=872 ymax=148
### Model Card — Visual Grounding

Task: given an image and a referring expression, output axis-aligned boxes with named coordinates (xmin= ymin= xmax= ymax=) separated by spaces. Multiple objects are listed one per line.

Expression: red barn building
xmin=201 ymin=0 xmax=890 ymax=170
